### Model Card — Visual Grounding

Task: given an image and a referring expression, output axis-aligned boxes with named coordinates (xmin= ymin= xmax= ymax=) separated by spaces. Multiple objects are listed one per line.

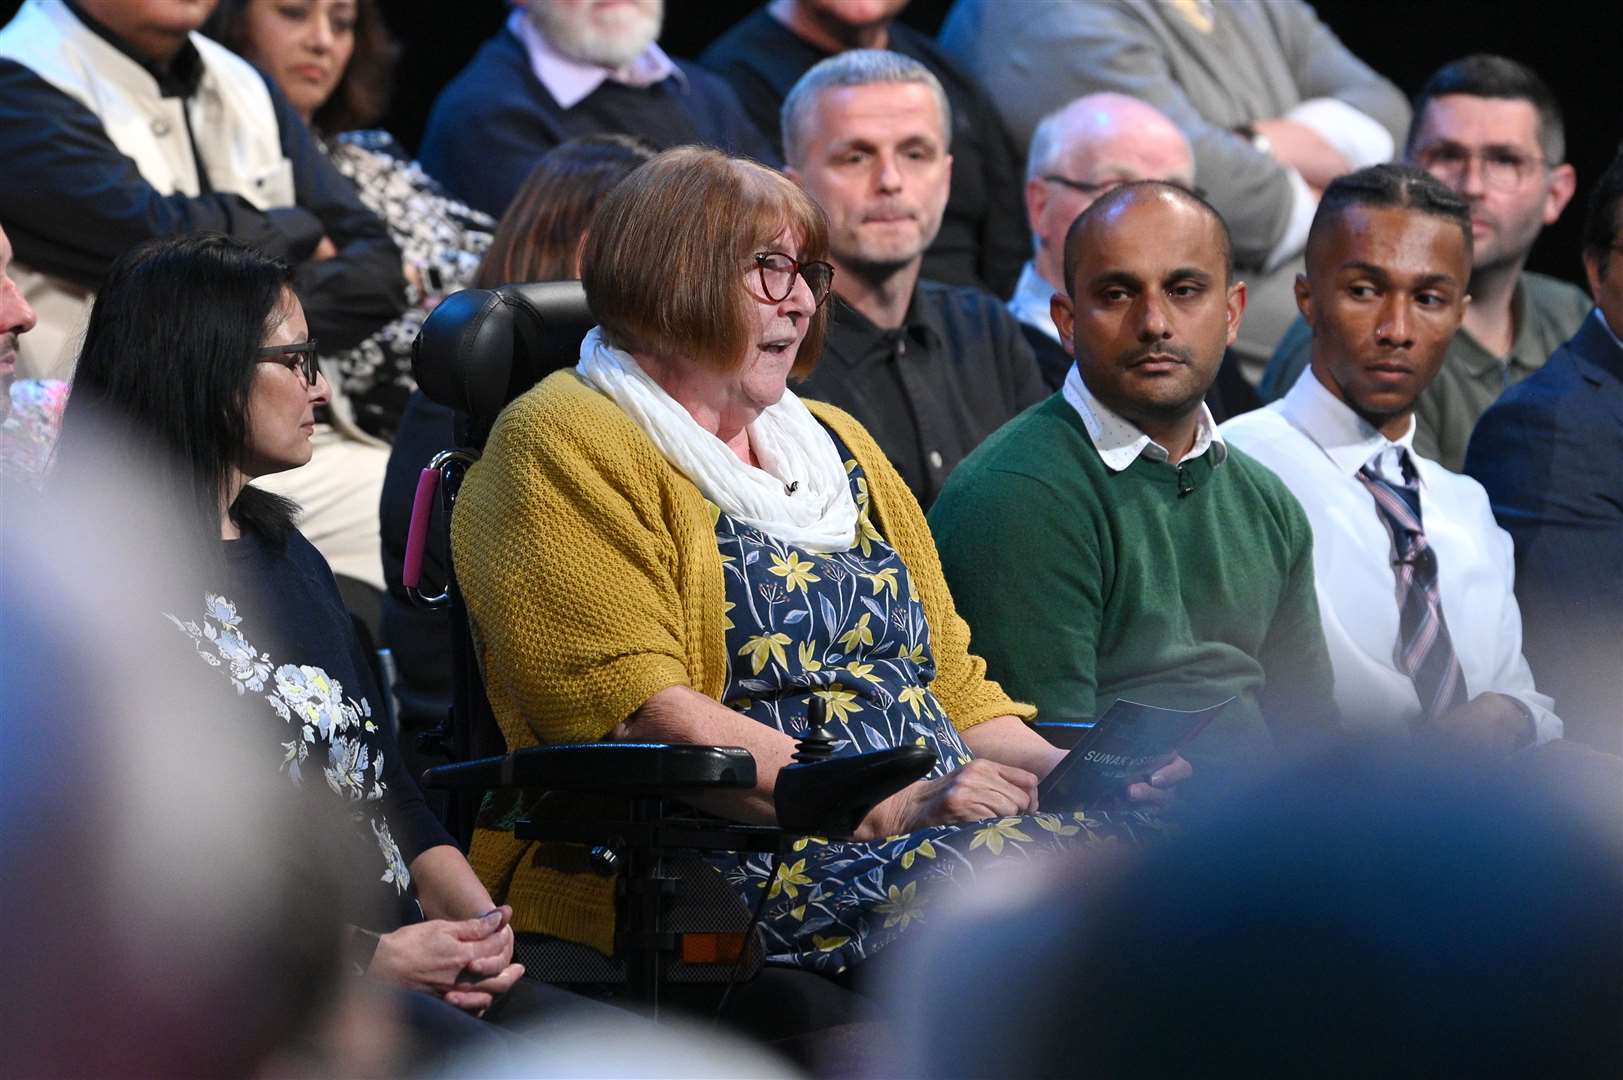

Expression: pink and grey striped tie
xmin=1356 ymin=456 xmax=1468 ymax=722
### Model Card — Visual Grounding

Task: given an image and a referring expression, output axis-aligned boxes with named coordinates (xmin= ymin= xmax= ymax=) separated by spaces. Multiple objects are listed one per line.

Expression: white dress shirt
xmin=1063 ymin=361 xmax=1225 ymax=472
xmin=1220 ymin=370 xmax=1559 ymax=741
xmin=1008 ymin=260 xmax=1063 ymax=345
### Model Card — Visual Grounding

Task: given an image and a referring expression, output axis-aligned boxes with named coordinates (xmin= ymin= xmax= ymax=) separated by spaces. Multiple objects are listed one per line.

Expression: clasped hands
xmin=368 ymin=905 xmax=524 ymax=1015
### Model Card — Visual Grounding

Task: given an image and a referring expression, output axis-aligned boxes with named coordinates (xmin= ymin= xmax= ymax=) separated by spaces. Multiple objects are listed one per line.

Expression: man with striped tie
xmin=1223 ymin=164 xmax=1558 ymax=751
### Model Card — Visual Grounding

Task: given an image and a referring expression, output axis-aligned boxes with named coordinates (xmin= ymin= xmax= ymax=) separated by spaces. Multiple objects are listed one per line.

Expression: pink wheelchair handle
xmin=402 ymin=467 xmax=441 ymax=590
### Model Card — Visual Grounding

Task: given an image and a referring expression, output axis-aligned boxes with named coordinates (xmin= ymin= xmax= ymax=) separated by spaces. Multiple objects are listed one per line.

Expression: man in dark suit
xmin=1465 ymin=148 xmax=1623 ymax=754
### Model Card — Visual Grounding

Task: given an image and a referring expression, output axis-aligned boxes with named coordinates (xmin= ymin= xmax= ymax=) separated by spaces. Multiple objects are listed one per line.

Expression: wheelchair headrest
xmin=411 ymin=280 xmax=595 ymax=442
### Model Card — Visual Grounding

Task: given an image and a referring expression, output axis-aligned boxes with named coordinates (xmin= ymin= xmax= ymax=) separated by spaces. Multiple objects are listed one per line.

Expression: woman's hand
xmin=853 ymin=760 xmax=1041 ymax=840
xmin=368 ymin=907 xmax=525 ymax=1014
xmin=1124 ymin=753 xmax=1193 ymax=807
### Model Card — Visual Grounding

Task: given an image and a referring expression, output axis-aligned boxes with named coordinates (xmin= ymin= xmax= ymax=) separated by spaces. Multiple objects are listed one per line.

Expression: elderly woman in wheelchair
xmin=452 ymin=146 xmax=1189 ymax=976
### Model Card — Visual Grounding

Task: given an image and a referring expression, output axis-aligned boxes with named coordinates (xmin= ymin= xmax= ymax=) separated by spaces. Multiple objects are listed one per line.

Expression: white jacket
xmin=0 ymin=0 xmax=293 ymax=380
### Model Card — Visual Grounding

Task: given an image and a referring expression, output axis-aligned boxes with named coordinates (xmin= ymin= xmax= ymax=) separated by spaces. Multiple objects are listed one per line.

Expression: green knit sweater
xmin=930 ymin=395 xmax=1335 ymax=791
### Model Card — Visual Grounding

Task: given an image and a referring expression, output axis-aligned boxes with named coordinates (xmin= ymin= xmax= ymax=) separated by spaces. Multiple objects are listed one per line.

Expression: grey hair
xmin=1025 ymin=106 xmax=1070 ymax=184
xmin=780 ymin=49 xmax=953 ymax=167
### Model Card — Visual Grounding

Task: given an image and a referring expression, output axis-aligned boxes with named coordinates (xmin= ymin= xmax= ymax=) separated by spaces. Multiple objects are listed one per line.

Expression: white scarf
xmin=576 ymin=327 xmax=858 ymax=552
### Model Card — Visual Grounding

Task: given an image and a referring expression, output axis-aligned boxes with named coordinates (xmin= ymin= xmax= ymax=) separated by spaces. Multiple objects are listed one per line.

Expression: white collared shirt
xmin=508 ymin=9 xmax=682 ymax=110
xmin=1008 ymin=261 xmax=1063 ymax=345
xmin=1062 ymin=361 xmax=1226 ymax=472
xmin=1220 ymin=369 xmax=1560 ymax=741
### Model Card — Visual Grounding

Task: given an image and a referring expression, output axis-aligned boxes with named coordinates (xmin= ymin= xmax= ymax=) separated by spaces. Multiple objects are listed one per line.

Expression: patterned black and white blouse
xmin=322 ymin=130 xmax=495 ymax=439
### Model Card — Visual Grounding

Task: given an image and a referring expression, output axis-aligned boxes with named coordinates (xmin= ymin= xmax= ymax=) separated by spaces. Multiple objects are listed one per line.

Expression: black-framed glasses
xmin=1415 ymin=144 xmax=1549 ymax=192
xmin=1043 ymin=175 xmax=1207 ymax=200
xmin=1043 ymin=174 xmax=1121 ymax=197
xmin=752 ymin=251 xmax=835 ymax=307
xmin=258 ymin=339 xmax=320 ymax=386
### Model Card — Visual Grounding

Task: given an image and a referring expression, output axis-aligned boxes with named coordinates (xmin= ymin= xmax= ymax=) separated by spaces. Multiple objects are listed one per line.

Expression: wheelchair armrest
xmin=421 ymin=743 xmax=757 ymax=796
xmin=774 ymin=745 xmax=937 ymax=839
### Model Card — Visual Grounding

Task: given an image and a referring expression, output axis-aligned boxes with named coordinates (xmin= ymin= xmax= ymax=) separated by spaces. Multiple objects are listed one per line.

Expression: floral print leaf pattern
xmin=862 ymin=567 xmax=899 ymax=599
xmin=818 ymin=594 xmax=840 ymax=637
xmin=769 ymin=858 xmax=813 ymax=901
xmin=899 ymin=838 xmax=935 ymax=870
xmin=166 ymin=593 xmax=410 ymax=894
xmin=769 ymin=551 xmax=821 ymax=594
xmin=969 ymin=818 xmax=1034 ymax=856
xmin=738 ymin=633 xmax=791 ymax=675
xmin=875 ymin=882 xmax=924 ymax=931
xmin=1035 ymin=813 xmax=1082 ymax=837
xmin=812 ymin=687 xmax=863 ymax=725
xmin=709 ymin=440 xmax=1161 ymax=974
xmin=838 ymin=613 xmax=874 ymax=652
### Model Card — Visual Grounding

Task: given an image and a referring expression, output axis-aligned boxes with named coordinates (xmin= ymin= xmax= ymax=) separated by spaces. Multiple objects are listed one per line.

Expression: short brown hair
xmin=476 ymin=134 xmax=655 ymax=288
xmin=581 ymin=147 xmax=831 ymax=378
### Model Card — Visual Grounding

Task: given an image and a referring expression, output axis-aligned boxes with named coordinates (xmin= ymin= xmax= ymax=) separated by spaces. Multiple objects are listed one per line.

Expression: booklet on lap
xmin=1038 ymin=697 xmax=1233 ymax=810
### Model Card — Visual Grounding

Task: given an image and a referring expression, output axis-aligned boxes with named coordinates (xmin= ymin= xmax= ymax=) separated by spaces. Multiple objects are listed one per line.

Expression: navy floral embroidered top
xmin=166 ymin=527 xmax=454 ymax=930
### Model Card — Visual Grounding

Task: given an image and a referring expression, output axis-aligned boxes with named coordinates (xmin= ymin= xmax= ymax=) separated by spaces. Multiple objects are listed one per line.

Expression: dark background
xmin=375 ymin=0 xmax=1623 ymax=290
xmin=6 ymin=1 xmax=1619 ymax=287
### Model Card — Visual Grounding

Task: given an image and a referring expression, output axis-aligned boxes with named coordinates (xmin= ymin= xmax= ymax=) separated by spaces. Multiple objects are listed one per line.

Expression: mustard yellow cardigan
xmin=451 ymin=370 xmax=1031 ymax=953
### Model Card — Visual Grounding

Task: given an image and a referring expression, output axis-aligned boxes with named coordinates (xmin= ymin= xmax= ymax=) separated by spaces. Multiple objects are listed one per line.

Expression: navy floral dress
xmin=710 ymin=436 xmax=1167 ymax=973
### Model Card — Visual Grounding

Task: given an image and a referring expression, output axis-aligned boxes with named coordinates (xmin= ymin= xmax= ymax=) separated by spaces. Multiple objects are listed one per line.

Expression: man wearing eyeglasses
xmin=1261 ymin=56 xmax=1591 ymax=472
xmin=1007 ymin=93 xmax=1257 ymax=423
xmin=1008 ymin=94 xmax=1194 ymax=387
xmin=784 ymin=50 xmax=1047 ymax=508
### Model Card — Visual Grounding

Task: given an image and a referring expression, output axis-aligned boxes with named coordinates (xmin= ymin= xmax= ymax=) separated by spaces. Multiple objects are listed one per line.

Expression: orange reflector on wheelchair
xmin=679 ymin=932 xmax=747 ymax=964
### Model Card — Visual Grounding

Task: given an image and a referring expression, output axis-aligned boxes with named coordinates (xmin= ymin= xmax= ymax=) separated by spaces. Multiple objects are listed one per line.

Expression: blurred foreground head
xmin=1 ymin=429 xmax=354 ymax=1075
xmin=890 ymin=745 xmax=1622 ymax=1078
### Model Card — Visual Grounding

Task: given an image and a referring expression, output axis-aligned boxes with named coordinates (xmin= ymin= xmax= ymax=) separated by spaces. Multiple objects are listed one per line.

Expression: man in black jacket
xmin=702 ymin=0 xmax=1027 ymax=298
xmin=784 ymin=50 xmax=1047 ymax=508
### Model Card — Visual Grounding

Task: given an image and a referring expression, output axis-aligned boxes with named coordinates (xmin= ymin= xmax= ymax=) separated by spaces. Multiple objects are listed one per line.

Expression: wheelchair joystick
xmin=588 ymin=845 xmax=621 ymax=876
xmin=793 ymin=695 xmax=837 ymax=764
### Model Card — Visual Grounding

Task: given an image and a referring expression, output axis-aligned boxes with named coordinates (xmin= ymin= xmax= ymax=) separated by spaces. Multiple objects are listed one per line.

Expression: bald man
xmin=1010 ymin=94 xmax=1259 ymax=418
xmin=932 ymin=182 xmax=1335 ymax=799
xmin=1011 ymin=94 xmax=1193 ymax=383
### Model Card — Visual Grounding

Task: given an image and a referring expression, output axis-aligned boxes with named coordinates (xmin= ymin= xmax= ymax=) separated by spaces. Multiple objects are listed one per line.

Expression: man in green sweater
xmin=931 ymin=182 xmax=1336 ymax=794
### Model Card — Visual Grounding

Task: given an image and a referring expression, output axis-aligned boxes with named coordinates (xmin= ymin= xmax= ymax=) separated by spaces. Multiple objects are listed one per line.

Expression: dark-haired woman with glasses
xmin=453 ymin=147 xmax=1190 ymax=978
xmin=50 ymin=234 xmax=548 ymax=1035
